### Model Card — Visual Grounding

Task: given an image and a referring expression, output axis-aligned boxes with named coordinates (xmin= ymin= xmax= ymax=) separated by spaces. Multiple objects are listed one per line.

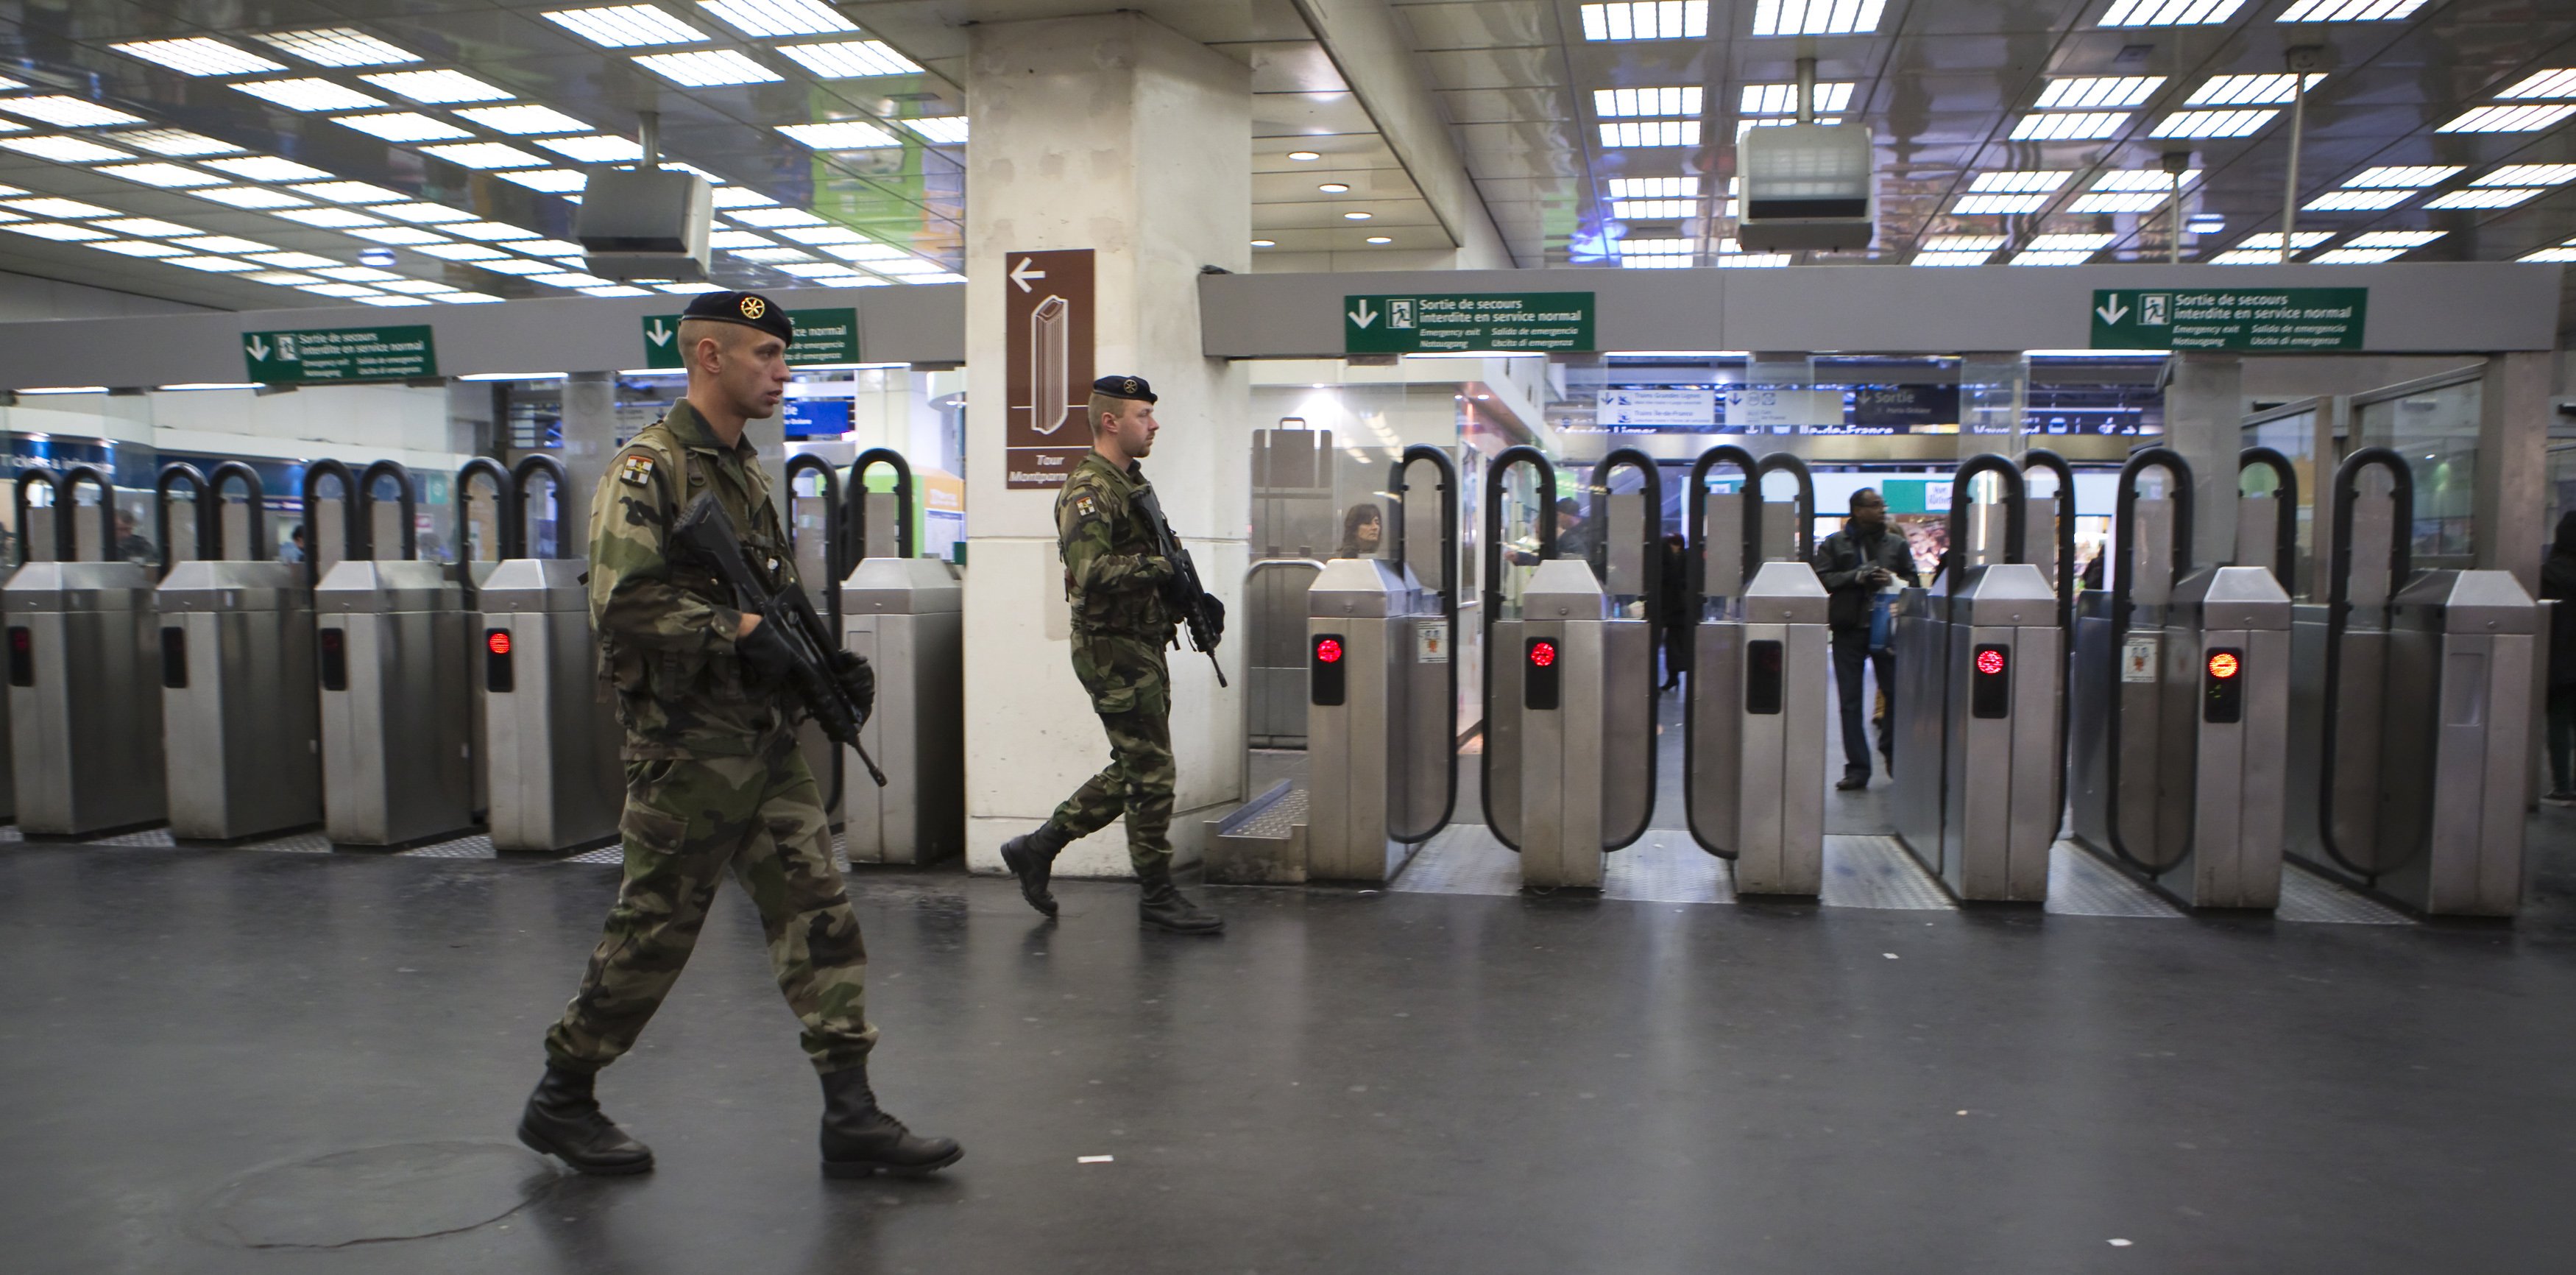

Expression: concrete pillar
xmin=2164 ymin=352 xmax=2243 ymax=569
xmin=960 ymin=13 xmax=1253 ymax=878
xmin=559 ymin=372 xmax=618 ymax=534
xmin=2475 ymin=350 xmax=2552 ymax=592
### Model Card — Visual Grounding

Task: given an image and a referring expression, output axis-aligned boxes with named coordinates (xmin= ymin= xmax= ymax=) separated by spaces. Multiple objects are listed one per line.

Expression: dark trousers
xmin=1831 ymin=629 xmax=1894 ymax=777
xmin=2550 ymin=685 xmax=2576 ymax=792
xmin=1659 ymin=619 xmax=1690 ymax=687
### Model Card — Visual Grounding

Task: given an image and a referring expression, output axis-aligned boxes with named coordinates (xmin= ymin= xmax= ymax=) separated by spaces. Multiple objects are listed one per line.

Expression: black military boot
xmin=1136 ymin=861 xmax=1225 ymax=935
xmin=818 ymin=1062 xmax=963 ymax=1179
xmin=517 ymin=1064 xmax=654 ymax=1176
xmin=999 ymin=822 xmax=1069 ymax=916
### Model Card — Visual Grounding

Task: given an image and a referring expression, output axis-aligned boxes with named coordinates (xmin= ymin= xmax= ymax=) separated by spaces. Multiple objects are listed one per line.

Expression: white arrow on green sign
xmin=1344 ymin=292 xmax=1595 ymax=354
xmin=640 ymin=306 xmax=860 ymax=369
xmin=242 ymin=325 xmax=438 ymax=384
xmin=2090 ymin=287 xmax=2367 ymax=352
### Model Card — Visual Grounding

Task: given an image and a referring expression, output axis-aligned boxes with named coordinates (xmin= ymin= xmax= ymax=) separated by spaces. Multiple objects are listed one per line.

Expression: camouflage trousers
xmin=1047 ymin=631 xmax=1175 ymax=874
xmin=545 ymin=738 xmax=876 ymax=1076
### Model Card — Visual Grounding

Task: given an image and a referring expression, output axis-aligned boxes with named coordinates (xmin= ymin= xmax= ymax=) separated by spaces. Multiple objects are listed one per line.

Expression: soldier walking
xmin=999 ymin=375 xmax=1225 ymax=934
xmin=517 ymin=290 xmax=960 ymax=1179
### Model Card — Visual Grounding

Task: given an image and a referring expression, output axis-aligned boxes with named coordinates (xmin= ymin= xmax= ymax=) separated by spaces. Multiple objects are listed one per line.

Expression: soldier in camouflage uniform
xmin=999 ymin=375 xmax=1225 ymax=935
xmin=518 ymin=290 xmax=960 ymax=1179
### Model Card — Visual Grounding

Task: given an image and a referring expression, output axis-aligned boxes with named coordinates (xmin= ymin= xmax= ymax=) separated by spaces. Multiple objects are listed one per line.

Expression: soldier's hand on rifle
xmin=829 ymin=649 xmax=875 ymax=718
xmin=1198 ymin=593 xmax=1225 ymax=646
xmin=735 ymin=610 xmax=802 ymax=683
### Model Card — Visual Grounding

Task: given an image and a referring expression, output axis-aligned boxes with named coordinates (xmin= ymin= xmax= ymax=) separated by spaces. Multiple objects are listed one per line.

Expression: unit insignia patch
xmin=618 ymin=454 xmax=657 ymax=487
xmin=1075 ymin=494 xmax=1098 ymax=519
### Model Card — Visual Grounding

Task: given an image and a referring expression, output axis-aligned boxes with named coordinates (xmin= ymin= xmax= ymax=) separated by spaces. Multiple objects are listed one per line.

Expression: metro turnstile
xmin=481 ymin=456 xmax=620 ymax=853
xmin=5 ymin=465 xmax=166 ymax=836
xmin=158 ymin=462 xmax=322 ymax=840
xmin=1890 ymin=455 xmax=2060 ymax=903
xmin=316 ymin=462 xmax=475 ymax=847
xmin=2287 ymin=448 xmax=2535 ymax=916
xmin=837 ymin=448 xmax=963 ymax=864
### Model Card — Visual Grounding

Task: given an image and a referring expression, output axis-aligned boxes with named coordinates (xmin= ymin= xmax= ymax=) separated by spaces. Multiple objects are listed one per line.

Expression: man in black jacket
xmin=1812 ymin=488 xmax=1918 ymax=790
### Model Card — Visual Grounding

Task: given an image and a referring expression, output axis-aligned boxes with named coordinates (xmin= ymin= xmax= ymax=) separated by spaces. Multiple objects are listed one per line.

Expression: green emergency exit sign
xmin=640 ymin=306 xmax=860 ymax=369
xmin=241 ymin=325 xmax=437 ymax=384
xmin=1344 ymin=292 xmax=1595 ymax=354
xmin=2090 ymin=287 xmax=2367 ymax=352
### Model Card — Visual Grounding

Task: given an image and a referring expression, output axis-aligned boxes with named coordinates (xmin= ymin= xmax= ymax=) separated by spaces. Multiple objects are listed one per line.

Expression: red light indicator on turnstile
xmin=1975 ymin=647 xmax=2005 ymax=677
xmin=2207 ymin=651 xmax=2239 ymax=679
xmin=1314 ymin=637 xmax=1342 ymax=664
xmin=1529 ymin=640 xmax=1557 ymax=668
xmin=488 ymin=631 xmax=512 ymax=656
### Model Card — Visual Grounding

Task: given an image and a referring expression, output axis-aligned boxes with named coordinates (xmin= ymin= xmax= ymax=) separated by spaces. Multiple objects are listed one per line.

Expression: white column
xmin=961 ymin=13 xmax=1253 ymax=878
xmin=2475 ymin=351 xmax=2551 ymax=592
xmin=557 ymin=372 xmax=618 ymax=525
xmin=2164 ymin=352 xmax=2244 ymax=570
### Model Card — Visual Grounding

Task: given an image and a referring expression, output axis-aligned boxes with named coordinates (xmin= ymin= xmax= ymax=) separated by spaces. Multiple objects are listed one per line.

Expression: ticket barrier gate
xmin=2287 ymin=448 xmax=2534 ymax=916
xmin=1305 ymin=445 xmax=1459 ymax=882
xmin=156 ymin=462 xmax=322 ymax=841
xmin=835 ymin=449 xmax=963 ymax=864
xmin=457 ymin=458 xmax=514 ymax=824
xmin=481 ymin=456 xmax=620 ymax=854
xmin=4 ymin=466 xmax=165 ymax=836
xmin=1682 ymin=447 xmax=1830 ymax=895
xmin=1891 ymin=456 xmax=2060 ymax=903
xmin=316 ymin=462 xmax=475 ymax=847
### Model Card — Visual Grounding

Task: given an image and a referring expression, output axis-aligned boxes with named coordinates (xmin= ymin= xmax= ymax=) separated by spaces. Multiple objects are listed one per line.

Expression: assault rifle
xmin=1130 ymin=485 xmax=1228 ymax=688
xmin=670 ymin=493 xmax=888 ymax=788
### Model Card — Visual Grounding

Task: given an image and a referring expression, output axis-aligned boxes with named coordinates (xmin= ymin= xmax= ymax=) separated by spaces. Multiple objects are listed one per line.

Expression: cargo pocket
xmin=1072 ymin=637 xmax=1139 ymax=716
xmin=619 ymin=801 xmax=688 ymax=855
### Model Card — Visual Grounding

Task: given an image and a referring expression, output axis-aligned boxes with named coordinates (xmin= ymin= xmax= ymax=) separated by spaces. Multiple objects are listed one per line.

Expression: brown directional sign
xmin=1003 ymin=249 xmax=1094 ymax=490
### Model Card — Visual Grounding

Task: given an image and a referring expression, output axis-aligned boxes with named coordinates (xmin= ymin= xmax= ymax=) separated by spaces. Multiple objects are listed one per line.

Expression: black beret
xmin=1091 ymin=373 xmax=1156 ymax=403
xmin=680 ymin=290 xmax=795 ymax=344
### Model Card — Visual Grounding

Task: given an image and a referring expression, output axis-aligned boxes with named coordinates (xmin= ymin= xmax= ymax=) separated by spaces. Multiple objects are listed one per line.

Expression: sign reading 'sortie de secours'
xmin=242 ymin=325 xmax=439 ymax=384
xmin=1343 ymin=292 xmax=1596 ymax=355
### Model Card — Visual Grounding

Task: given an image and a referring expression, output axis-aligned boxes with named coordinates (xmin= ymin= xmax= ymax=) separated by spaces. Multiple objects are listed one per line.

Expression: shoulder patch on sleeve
xmin=618 ymin=453 xmax=657 ymax=487
xmin=1072 ymin=492 xmax=1100 ymax=520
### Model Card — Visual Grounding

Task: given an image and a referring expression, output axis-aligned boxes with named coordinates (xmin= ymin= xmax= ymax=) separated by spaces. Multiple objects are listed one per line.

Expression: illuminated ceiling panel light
xmin=531 ymin=270 xmax=612 ymax=287
xmin=187 ymin=186 xmax=311 ymax=209
xmin=707 ymin=230 xmax=774 ymax=248
xmin=1911 ymin=250 xmax=1994 ymax=266
xmin=2478 ymin=163 xmax=2576 ymax=186
xmin=92 ymin=216 xmax=194 ymax=236
xmin=2495 ymin=69 xmax=2576 ymax=99
xmin=297 ymin=283 xmax=385 ymax=298
xmin=868 ymin=257 xmax=946 ymax=275
xmin=1953 ymin=193 xmax=2051 ymax=214
xmin=456 ymin=105 xmax=594 ymax=135
xmin=108 ymin=129 xmax=244 ymax=157
xmin=776 ymin=261 xmax=868 ymax=279
xmin=1611 ymin=199 xmax=1696 ymax=218
xmin=174 ymin=235 xmax=273 ymax=253
xmin=899 ymin=117 xmax=969 ymax=145
xmin=375 ymin=279 xmax=459 ymax=294
xmin=2309 ymin=247 xmax=2406 ymax=264
xmin=348 ymin=225 xmax=447 ymax=245
xmin=272 ymin=207 xmax=382 ymax=227
xmin=1738 ymin=82 xmax=1854 ymax=115
xmin=2034 ymin=77 xmax=2165 ymax=110
xmin=89 ymin=239 xmax=185 ymax=258
xmin=375 ymin=202 xmax=476 ymax=224
xmin=635 ymin=50 xmax=782 ymax=86
xmin=434 ymin=292 xmax=506 ymax=303
xmin=2304 ymin=189 xmax=2411 ymax=210
xmin=243 ymin=271 xmax=322 ymax=284
xmin=581 ymin=286 xmax=653 ymax=297
xmin=2276 ymin=0 xmax=2428 ymax=19
xmin=333 ymin=113 xmax=473 ymax=142
xmin=2186 ymin=73 xmax=2327 ymax=105
xmin=1619 ymin=256 xmax=1691 ymax=268
xmin=2101 ymin=0 xmax=2247 ymax=25
xmin=2065 ymin=192 xmax=2170 ymax=212
xmin=0 ymin=96 xmax=147 ymax=128
xmin=355 ymin=294 xmax=434 ymax=306
xmin=2342 ymin=165 xmax=2462 ymax=188
xmin=542 ymin=6 xmax=712 ymax=47
xmin=2234 ymin=231 xmax=2332 ymax=250
xmin=165 ymin=255 xmax=257 ymax=272
xmin=107 ymin=38 xmax=284 ymax=77
xmin=1596 ymin=87 xmax=1703 ymax=118
xmin=1972 ymin=171 xmax=2072 ymax=193
xmin=1922 ymin=234 xmax=2006 ymax=252
xmin=0 ymin=135 xmax=131 ymax=163
xmin=1 ymin=222 xmax=110 ymax=241
xmin=1579 ymin=3 xmax=1708 ymax=40
xmin=205 ymin=155 xmax=332 ymax=183
xmin=2009 ymin=112 xmax=2126 ymax=140
xmin=696 ymin=0 xmax=857 ymax=38
xmin=514 ymin=238 xmax=587 ymax=256
xmin=255 ymin=27 xmax=425 ymax=67
xmin=652 ymin=281 xmax=726 ymax=294
xmin=1752 ymin=0 xmax=1888 ymax=36
xmin=96 ymin=163 xmax=223 ymax=188
xmin=778 ymin=225 xmax=864 ymax=245
xmin=776 ymin=40 xmax=925 ymax=78
xmin=1599 ymin=120 xmax=1699 ymax=147
xmin=232 ymin=78 xmax=386 ymax=112
xmin=1614 ymin=237 xmax=1690 ymax=255
xmin=817 ymin=241 xmax=903 ymax=261
xmin=246 ymin=251 xmax=337 ymax=269
xmin=291 ymin=180 xmax=407 ymax=203
xmin=2029 ymin=233 xmax=2116 ymax=252
xmin=2424 ymin=186 xmax=2545 ymax=208
xmin=2 ymin=196 xmax=118 ymax=218
xmin=535 ymin=134 xmax=643 ymax=162
xmin=709 ymin=186 xmax=777 ymax=209
xmin=2350 ymin=230 xmax=2445 ymax=247
xmin=777 ymin=121 xmax=898 ymax=149
xmin=2151 ymin=109 xmax=2277 ymax=137
xmin=447 ymin=220 xmax=540 ymax=241
xmin=361 ymin=70 xmax=513 ymax=103
xmin=1608 ymin=178 xmax=1696 ymax=200
xmin=415 ymin=241 xmax=508 ymax=261
xmin=2089 ymin=169 xmax=2195 ymax=191
xmin=2438 ymin=104 xmax=2576 ymax=133
xmin=732 ymin=247 xmax=815 ymax=263
xmin=2518 ymin=245 xmax=2576 ymax=263
xmin=498 ymin=169 xmax=591 ymax=193
xmin=2009 ymin=250 xmax=2095 ymax=266
xmin=420 ymin=142 xmax=550 ymax=169
xmin=317 ymin=265 xmax=402 ymax=282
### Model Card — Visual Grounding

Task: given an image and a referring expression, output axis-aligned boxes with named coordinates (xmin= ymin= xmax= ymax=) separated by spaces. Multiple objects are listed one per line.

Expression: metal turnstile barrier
xmin=482 ymin=456 xmax=621 ymax=853
xmin=158 ymin=462 xmax=321 ymax=840
xmin=4 ymin=466 xmax=166 ymax=836
xmin=316 ymin=461 xmax=475 ymax=847
xmin=1891 ymin=455 xmax=2059 ymax=903
xmin=838 ymin=448 xmax=963 ymax=865
xmin=457 ymin=458 xmax=514 ymax=824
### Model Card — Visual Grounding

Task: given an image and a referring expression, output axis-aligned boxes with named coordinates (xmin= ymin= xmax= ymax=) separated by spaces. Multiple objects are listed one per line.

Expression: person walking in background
xmin=1813 ymin=488 xmax=1918 ymax=791
xmin=1337 ymin=502 xmax=1383 ymax=559
xmin=278 ymin=523 xmax=305 ymax=564
xmin=2541 ymin=511 xmax=2576 ymax=805
xmin=1657 ymin=531 xmax=1689 ymax=693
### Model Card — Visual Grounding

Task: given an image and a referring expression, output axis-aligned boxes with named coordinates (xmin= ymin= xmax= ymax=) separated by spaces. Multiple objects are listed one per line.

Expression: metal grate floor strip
xmin=241 ymin=833 xmax=335 ymax=855
xmin=1388 ymin=824 xmax=1521 ymax=897
xmin=567 ymin=844 xmax=624 ymax=866
xmin=2278 ymin=862 xmax=2414 ymax=925
xmin=1603 ymin=830 xmax=1735 ymax=905
xmin=1819 ymin=836 xmax=1956 ymax=911
xmin=2047 ymin=842 xmax=2186 ymax=919
xmin=1236 ymin=787 xmax=1309 ymax=840
xmin=397 ymin=835 xmax=496 ymax=861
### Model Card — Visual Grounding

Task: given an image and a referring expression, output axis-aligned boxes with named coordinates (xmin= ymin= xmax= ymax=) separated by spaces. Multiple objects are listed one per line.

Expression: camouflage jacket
xmin=1055 ymin=451 xmax=1174 ymax=640
xmin=588 ymin=400 xmax=802 ymax=759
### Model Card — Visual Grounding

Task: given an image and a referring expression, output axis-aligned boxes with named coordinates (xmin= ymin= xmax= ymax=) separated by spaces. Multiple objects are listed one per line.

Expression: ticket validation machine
xmin=481 ymin=456 xmax=621 ymax=854
xmin=837 ymin=449 xmax=966 ymax=866
xmin=5 ymin=466 xmax=165 ymax=836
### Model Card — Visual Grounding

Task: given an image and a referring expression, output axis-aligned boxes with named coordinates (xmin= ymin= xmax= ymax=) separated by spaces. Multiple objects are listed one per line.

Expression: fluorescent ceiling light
xmin=1751 ymin=0 xmax=1888 ymax=36
xmin=155 ymin=381 xmax=265 ymax=389
xmin=433 ymin=292 xmax=506 ymax=303
xmin=2010 ymin=112 xmax=2126 ymax=140
xmin=2234 ymin=231 xmax=2332 ymax=250
xmin=1911 ymin=251 xmax=1993 ymax=266
xmin=1922 ymin=234 xmax=2006 ymax=251
xmin=696 ymin=0 xmax=859 ymax=37
xmin=375 ymin=202 xmax=477 ymax=224
xmin=777 ymin=121 xmax=899 ymax=149
xmin=205 ymin=155 xmax=332 ymax=183
xmin=710 ymin=186 xmax=777 ymax=208
xmin=96 ymin=162 xmax=223 ymax=188
xmin=1971 ymin=171 xmax=2071 ymax=193
xmin=818 ymin=241 xmax=904 ymax=261
xmin=1611 ymin=199 xmax=1695 ymax=218
xmin=2343 ymin=165 xmax=2462 ymax=188
xmin=2276 ymin=0 xmax=2428 ymax=18
xmin=174 ymin=235 xmax=273 ymax=253
xmin=2518 ymin=246 xmax=2576 ymax=263
xmin=2309 ymin=247 xmax=2406 ymax=264
xmin=653 ymin=282 xmax=726 ymax=294
xmin=1578 ymin=3 xmax=1709 ymax=40
xmin=2350 ymin=230 xmax=2445 ymax=247
xmin=420 ymin=142 xmax=549 ymax=169
xmin=187 ymin=187 xmax=311 ymax=209
xmin=2304 ymin=189 xmax=2411 ymax=210
xmin=246 ymin=251 xmax=338 ymax=268
xmin=534 ymin=134 xmax=643 ymax=162
xmin=634 ymin=50 xmax=782 ymax=86
xmin=2009 ymin=250 xmax=2096 ymax=266
xmin=777 ymin=224 xmax=864 ymax=245
xmin=1714 ymin=253 xmax=1790 ymax=268
xmin=0 ymin=135 xmax=131 ymax=163
xmin=2424 ymin=187 xmax=2544 ymax=208
xmin=88 ymin=239 xmax=185 ymax=258
xmin=866 ymin=257 xmax=945 ymax=275
xmin=92 ymin=217 xmax=194 ymax=236
xmin=456 ymin=105 xmax=593 ymax=135
xmin=2495 ymin=69 xmax=2576 ymax=100
xmin=1953 ymin=193 xmax=2051 ymax=214
xmin=544 ymin=6 xmax=712 ymax=46
xmin=899 ymin=118 xmax=969 ymax=145
xmin=2100 ymin=0 xmax=2247 ymax=25
xmin=732 ymin=246 xmax=816 ymax=263
xmin=531 ymin=270 xmax=611 ymax=286
xmin=2187 ymin=73 xmax=2326 ymax=106
xmin=2477 ymin=163 xmax=2576 ymax=186
xmin=272 ymin=207 xmax=383 ymax=228
xmin=108 ymin=129 xmax=244 ymax=157
xmin=473 ymin=258 xmax=561 ymax=275
xmin=415 ymin=241 xmax=508 ymax=261
xmin=255 ymin=28 xmax=424 ymax=67
xmin=166 ymin=255 xmax=257 ymax=272
xmin=333 ymin=113 xmax=473 ymax=142
xmin=1596 ymin=87 xmax=1703 ymax=118
xmin=348 ymin=225 xmax=447 ymax=245
xmin=108 ymin=38 xmax=284 ymax=77
xmin=3 ymin=196 xmax=117 ymax=218
xmin=2438 ymin=104 xmax=2576 ymax=133
xmin=776 ymin=40 xmax=925 ymax=78
xmin=2066 ymin=192 xmax=2170 ymax=212
xmin=514 ymin=238 xmax=587 ymax=256
xmin=2035 ymin=77 xmax=2164 ymax=110
xmin=1614 ymin=237 xmax=1689 ymax=255
xmin=2028 ymin=233 xmax=2115 ymax=252
xmin=317 ymin=265 xmax=401 ymax=282
xmin=232 ymin=79 xmax=386 ymax=112
xmin=1607 ymin=177 xmax=1694 ymax=199
xmin=2095 ymin=169 xmax=2201 ymax=191
xmin=1738 ymin=82 xmax=1853 ymax=115
xmin=498 ymin=169 xmax=590 ymax=193
xmin=1599 ymin=121 xmax=1699 ymax=147
xmin=2152 ymin=109 xmax=2277 ymax=137
xmin=581 ymin=286 xmax=652 ymax=297
xmin=708 ymin=230 xmax=774 ymax=248
xmin=0 ymin=97 xmax=147 ymax=128
xmin=291 ymin=180 xmax=408 ymax=203
xmin=14 ymin=386 xmax=109 ymax=394
xmin=361 ymin=70 xmax=513 ymax=103
xmin=297 ymin=283 xmax=385 ymax=298
xmin=447 ymin=220 xmax=539 ymax=241
xmin=776 ymin=261 xmax=868 ymax=279
xmin=355 ymin=294 xmax=432 ymax=306
xmin=1618 ymin=256 xmax=1691 ymax=269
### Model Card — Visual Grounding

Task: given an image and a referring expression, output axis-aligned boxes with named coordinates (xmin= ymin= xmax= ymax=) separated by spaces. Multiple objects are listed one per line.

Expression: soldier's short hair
xmin=1089 ymin=391 xmax=1128 ymax=432
xmin=675 ymin=317 xmax=749 ymax=367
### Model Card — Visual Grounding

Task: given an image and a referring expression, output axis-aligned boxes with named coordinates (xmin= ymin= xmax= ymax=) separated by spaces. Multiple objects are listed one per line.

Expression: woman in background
xmin=1338 ymin=502 xmax=1383 ymax=559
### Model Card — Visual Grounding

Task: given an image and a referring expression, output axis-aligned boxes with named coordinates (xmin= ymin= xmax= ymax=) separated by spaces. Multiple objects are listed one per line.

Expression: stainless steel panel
xmin=481 ymin=558 xmax=620 ymax=854
xmin=1516 ymin=557 xmax=1608 ymax=889
xmin=316 ymin=559 xmax=473 ymax=847
xmin=2375 ymin=569 xmax=2536 ymax=915
xmin=839 ymin=557 xmax=966 ymax=866
xmin=4 ymin=561 xmax=164 ymax=836
xmin=159 ymin=560 xmax=319 ymax=841
xmin=1888 ymin=589 xmax=1947 ymax=874
xmin=1688 ymin=620 xmax=1743 ymax=857
xmin=1485 ymin=616 xmax=1523 ymax=850
xmin=1932 ymin=565 xmax=2058 ymax=903
xmin=1697 ymin=562 xmax=1829 ymax=896
xmin=1599 ymin=617 xmax=1652 ymax=847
